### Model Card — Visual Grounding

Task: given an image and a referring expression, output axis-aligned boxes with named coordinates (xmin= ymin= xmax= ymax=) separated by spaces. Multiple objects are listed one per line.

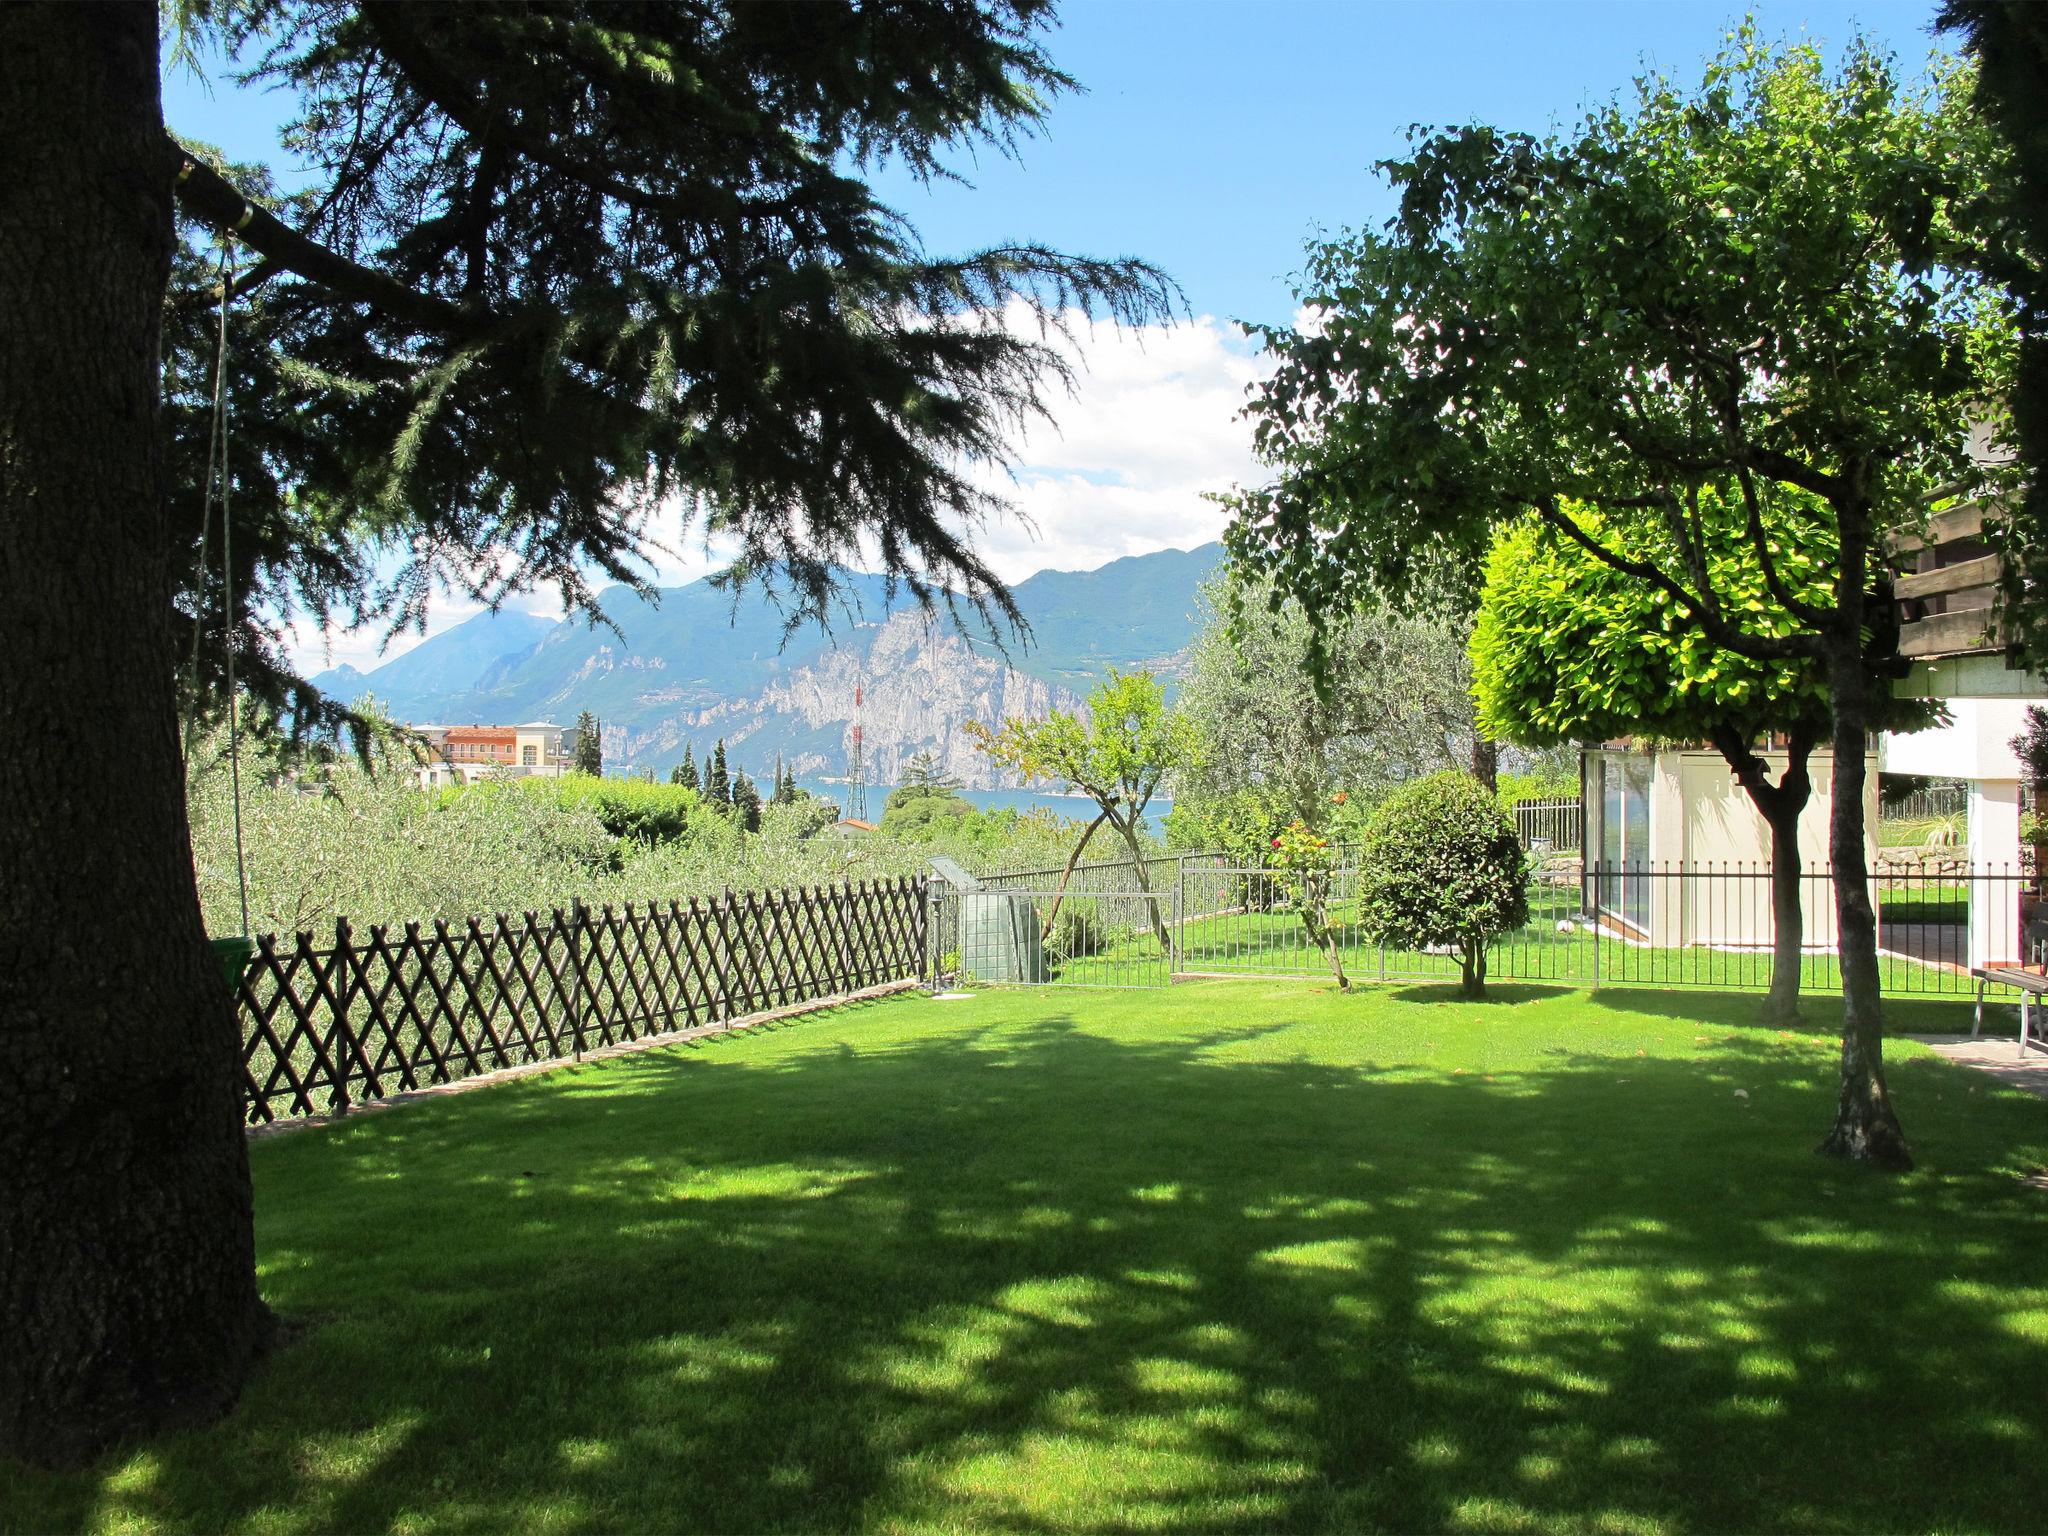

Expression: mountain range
xmin=313 ymin=543 xmax=1223 ymax=790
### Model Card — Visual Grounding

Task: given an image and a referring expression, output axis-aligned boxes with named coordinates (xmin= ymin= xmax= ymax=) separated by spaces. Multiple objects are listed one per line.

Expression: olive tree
xmin=1178 ymin=566 xmax=1475 ymax=845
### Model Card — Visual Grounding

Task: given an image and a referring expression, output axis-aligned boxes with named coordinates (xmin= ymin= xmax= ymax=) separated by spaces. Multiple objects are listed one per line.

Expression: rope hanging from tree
xmin=184 ymin=235 xmax=252 ymax=939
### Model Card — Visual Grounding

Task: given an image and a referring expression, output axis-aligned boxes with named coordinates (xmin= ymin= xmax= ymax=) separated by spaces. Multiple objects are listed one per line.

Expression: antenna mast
xmin=848 ymin=682 xmax=868 ymax=821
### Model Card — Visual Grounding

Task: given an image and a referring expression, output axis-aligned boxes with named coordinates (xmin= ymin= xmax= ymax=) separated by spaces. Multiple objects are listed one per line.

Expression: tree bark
xmin=1459 ymin=936 xmax=1487 ymax=998
xmin=1112 ymin=810 xmax=1173 ymax=950
xmin=1037 ymin=808 xmax=1109 ymax=941
xmin=0 ymin=3 xmax=271 ymax=1467
xmin=1470 ymin=736 xmax=1499 ymax=794
xmin=1816 ymin=584 xmax=1912 ymax=1167
xmin=1709 ymin=722 xmax=1818 ymax=1025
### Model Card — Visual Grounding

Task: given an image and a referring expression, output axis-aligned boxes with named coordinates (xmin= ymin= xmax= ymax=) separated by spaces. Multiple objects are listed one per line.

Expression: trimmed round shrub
xmin=1357 ymin=771 xmax=1528 ymax=997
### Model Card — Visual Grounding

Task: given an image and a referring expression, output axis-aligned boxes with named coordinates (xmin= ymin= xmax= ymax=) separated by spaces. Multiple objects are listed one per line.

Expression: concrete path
xmin=1906 ymin=1033 xmax=2048 ymax=1100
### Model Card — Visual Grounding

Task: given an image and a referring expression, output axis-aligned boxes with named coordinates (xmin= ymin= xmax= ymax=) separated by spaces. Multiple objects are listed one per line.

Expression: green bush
xmin=1357 ymin=772 xmax=1528 ymax=998
xmin=1042 ymin=897 xmax=1114 ymax=963
xmin=880 ymin=788 xmax=975 ymax=838
xmin=1495 ymin=767 xmax=1579 ymax=814
xmin=538 ymin=774 xmax=698 ymax=844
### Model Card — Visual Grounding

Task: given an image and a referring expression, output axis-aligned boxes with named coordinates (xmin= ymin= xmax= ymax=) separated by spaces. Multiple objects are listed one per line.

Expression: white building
xmin=1882 ymin=501 xmax=2045 ymax=969
xmin=1581 ymin=743 xmax=1875 ymax=948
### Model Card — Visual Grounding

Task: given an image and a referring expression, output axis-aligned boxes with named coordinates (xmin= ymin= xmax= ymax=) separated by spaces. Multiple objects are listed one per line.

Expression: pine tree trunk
xmin=1817 ymin=632 xmax=1912 ymax=1168
xmin=0 ymin=2 xmax=271 ymax=1467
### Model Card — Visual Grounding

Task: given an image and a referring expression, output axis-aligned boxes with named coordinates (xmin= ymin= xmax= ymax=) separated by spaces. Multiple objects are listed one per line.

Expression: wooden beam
xmin=1887 ymin=501 xmax=1991 ymax=554
xmin=1894 ymin=554 xmax=2003 ymax=601
xmin=1899 ymin=607 xmax=2006 ymax=659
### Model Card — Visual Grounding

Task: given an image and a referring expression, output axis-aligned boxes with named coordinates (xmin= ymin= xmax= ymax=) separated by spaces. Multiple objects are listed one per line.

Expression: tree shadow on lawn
xmin=1385 ymin=982 xmax=1576 ymax=1007
xmin=26 ymin=997 xmax=2048 ymax=1535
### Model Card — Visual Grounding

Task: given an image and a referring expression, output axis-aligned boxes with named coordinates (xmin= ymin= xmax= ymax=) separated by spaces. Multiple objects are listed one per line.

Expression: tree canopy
xmin=1222 ymin=29 xmax=2015 ymax=1166
xmin=165 ymin=0 xmax=1178 ymax=732
xmin=1938 ymin=1 xmax=2048 ymax=677
xmin=1176 ymin=565 xmax=1474 ymax=851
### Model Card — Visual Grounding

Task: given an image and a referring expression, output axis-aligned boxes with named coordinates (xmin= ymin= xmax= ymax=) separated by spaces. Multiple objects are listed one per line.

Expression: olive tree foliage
xmin=1176 ymin=566 xmax=1474 ymax=856
xmin=1223 ymin=30 xmax=2015 ymax=1168
xmin=1355 ymin=773 xmax=1528 ymax=999
xmin=163 ymin=0 xmax=1179 ymax=737
xmin=964 ymin=669 xmax=1197 ymax=944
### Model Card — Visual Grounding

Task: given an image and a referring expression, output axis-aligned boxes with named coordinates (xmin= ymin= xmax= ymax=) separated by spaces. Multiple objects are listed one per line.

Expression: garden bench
xmin=1972 ymin=942 xmax=2047 ymax=1056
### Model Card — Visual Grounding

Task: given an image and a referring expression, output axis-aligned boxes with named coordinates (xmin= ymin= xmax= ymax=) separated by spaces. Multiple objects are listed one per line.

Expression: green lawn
xmin=7 ymin=981 xmax=2048 ymax=1534
xmin=1053 ymin=887 xmax=1984 ymax=999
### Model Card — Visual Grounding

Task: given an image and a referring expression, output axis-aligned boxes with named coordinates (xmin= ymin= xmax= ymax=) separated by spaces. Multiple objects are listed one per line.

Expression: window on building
xmin=1597 ymin=752 xmax=1652 ymax=935
xmin=521 ymin=745 xmax=537 ymax=766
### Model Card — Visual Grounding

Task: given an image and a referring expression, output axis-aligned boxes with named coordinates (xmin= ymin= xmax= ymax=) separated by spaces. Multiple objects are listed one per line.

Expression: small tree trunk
xmin=1299 ymin=873 xmax=1349 ymax=989
xmin=1709 ymin=722 xmax=1818 ymax=1026
xmin=1459 ymin=937 xmax=1487 ymax=998
xmin=1470 ymin=736 xmax=1500 ymax=795
xmin=1817 ymin=617 xmax=1911 ymax=1167
xmin=1112 ymin=810 xmax=1172 ymax=950
xmin=0 ymin=2 xmax=272 ymax=1467
xmin=1038 ymin=808 xmax=1110 ymax=941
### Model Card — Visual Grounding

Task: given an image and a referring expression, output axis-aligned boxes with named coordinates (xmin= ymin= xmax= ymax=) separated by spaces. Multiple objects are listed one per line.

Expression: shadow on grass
xmin=1383 ymin=982 xmax=1576 ymax=1007
xmin=15 ymin=992 xmax=2048 ymax=1534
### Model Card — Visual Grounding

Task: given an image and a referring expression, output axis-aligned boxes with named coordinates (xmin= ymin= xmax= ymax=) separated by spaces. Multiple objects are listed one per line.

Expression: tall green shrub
xmin=1357 ymin=773 xmax=1528 ymax=998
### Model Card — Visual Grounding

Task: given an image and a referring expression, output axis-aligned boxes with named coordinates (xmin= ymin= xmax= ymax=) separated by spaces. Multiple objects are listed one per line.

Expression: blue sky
xmin=164 ymin=1 xmax=1953 ymax=668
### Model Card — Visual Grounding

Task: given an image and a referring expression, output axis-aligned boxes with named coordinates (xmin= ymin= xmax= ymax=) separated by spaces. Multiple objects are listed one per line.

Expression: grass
xmin=7 ymin=981 xmax=2048 ymax=1534
xmin=1048 ymin=884 xmax=1986 ymax=1000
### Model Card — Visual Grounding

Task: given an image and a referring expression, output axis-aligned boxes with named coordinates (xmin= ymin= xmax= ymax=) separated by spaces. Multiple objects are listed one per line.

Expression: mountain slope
xmin=320 ymin=543 xmax=1221 ymax=786
xmin=312 ymin=608 xmax=558 ymax=720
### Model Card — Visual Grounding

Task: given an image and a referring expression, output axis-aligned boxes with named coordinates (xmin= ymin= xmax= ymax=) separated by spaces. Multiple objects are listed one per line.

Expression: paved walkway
xmin=1906 ymin=1032 xmax=2048 ymax=1100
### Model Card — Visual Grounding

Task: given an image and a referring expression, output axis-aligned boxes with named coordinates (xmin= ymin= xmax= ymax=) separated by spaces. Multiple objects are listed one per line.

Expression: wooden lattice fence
xmin=238 ymin=876 xmax=928 ymax=1124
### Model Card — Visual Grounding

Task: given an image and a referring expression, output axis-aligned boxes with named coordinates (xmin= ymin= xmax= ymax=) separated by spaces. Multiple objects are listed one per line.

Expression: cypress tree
xmin=705 ymin=739 xmax=732 ymax=807
xmin=733 ymin=771 xmax=763 ymax=833
xmin=675 ymin=745 xmax=699 ymax=793
xmin=572 ymin=711 xmax=603 ymax=776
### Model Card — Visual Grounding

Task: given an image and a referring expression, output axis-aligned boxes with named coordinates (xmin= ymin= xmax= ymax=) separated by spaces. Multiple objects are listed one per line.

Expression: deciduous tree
xmin=1225 ymin=31 xmax=2013 ymax=1167
xmin=1472 ymin=497 xmax=1932 ymax=1023
xmin=965 ymin=670 xmax=1196 ymax=946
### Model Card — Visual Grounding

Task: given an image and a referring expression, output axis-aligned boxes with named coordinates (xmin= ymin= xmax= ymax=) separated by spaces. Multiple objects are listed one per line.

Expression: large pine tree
xmin=0 ymin=0 xmax=1172 ymax=1466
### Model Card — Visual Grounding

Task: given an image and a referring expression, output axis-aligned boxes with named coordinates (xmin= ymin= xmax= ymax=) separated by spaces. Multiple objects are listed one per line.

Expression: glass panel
xmin=1623 ymin=754 xmax=1652 ymax=933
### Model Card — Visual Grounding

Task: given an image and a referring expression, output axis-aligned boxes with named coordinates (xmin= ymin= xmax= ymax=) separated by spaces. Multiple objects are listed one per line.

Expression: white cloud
xmin=971 ymin=307 xmax=1271 ymax=581
xmin=288 ymin=308 xmax=1270 ymax=673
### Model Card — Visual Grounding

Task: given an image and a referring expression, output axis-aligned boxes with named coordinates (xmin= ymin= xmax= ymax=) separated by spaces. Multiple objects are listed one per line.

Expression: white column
xmin=1970 ymin=779 xmax=2023 ymax=968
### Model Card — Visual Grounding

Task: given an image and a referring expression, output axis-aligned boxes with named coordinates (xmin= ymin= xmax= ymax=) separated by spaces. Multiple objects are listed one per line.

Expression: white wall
xmin=1883 ymin=697 xmax=2036 ymax=782
xmin=1664 ymin=749 xmax=1875 ymax=948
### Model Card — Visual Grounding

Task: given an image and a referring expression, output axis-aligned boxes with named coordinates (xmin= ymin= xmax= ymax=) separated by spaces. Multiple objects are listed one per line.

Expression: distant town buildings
xmin=410 ymin=722 xmax=577 ymax=788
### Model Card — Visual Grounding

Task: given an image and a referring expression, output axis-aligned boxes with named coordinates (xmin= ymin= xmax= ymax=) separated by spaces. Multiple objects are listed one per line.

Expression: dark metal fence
xmin=1173 ymin=858 xmax=2041 ymax=999
xmin=237 ymin=876 xmax=927 ymax=1124
xmin=1879 ymin=781 xmax=1971 ymax=824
